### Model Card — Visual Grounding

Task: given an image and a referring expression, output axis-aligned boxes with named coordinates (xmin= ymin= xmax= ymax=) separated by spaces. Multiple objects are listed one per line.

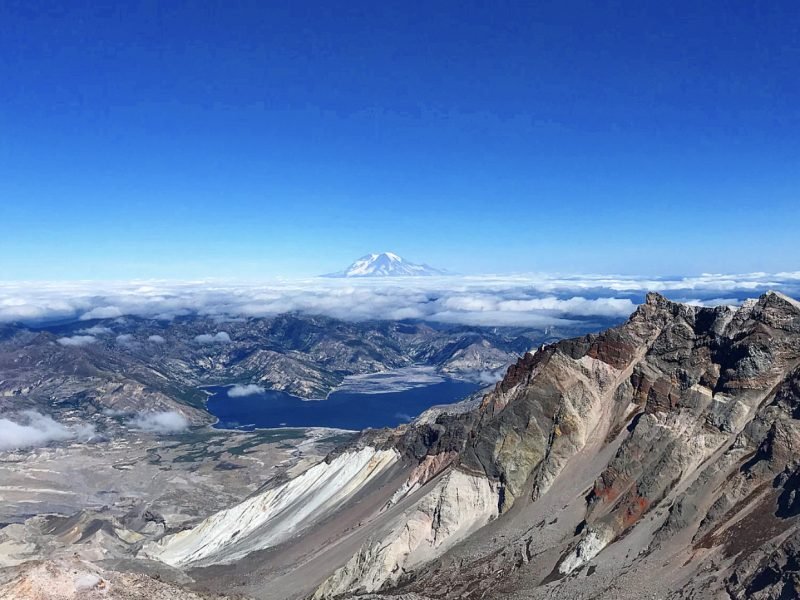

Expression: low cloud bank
xmin=80 ymin=325 xmax=112 ymax=335
xmin=470 ymin=369 xmax=506 ymax=386
xmin=0 ymin=411 xmax=96 ymax=451
xmin=1 ymin=273 xmax=798 ymax=328
xmin=195 ymin=331 xmax=231 ymax=344
xmin=127 ymin=411 xmax=190 ymax=433
xmin=57 ymin=335 xmax=97 ymax=347
xmin=228 ymin=384 xmax=266 ymax=397
xmin=147 ymin=334 xmax=166 ymax=343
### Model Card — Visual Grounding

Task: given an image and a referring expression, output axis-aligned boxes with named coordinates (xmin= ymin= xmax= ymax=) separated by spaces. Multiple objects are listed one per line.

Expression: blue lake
xmin=206 ymin=380 xmax=480 ymax=430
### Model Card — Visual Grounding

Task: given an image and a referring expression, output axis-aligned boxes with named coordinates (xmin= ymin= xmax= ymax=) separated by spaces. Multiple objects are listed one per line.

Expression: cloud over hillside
xmin=0 ymin=411 xmax=96 ymax=450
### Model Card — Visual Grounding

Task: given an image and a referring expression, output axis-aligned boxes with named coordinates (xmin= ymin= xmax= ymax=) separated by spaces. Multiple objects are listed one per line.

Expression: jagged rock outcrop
xmin=384 ymin=291 xmax=800 ymax=599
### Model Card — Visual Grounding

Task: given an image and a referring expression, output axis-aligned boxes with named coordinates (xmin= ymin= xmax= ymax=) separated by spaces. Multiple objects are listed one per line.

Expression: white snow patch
xmin=327 ymin=252 xmax=447 ymax=278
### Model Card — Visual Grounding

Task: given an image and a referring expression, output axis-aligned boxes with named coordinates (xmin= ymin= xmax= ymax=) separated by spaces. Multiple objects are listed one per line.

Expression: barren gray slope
xmin=133 ymin=292 xmax=800 ymax=599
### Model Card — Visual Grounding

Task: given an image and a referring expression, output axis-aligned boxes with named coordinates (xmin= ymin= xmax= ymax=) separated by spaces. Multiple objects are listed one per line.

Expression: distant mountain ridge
xmin=324 ymin=252 xmax=448 ymax=277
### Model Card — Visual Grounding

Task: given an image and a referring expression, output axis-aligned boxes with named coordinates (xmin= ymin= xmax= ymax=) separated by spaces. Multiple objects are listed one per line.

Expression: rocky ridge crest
xmin=316 ymin=291 xmax=800 ymax=598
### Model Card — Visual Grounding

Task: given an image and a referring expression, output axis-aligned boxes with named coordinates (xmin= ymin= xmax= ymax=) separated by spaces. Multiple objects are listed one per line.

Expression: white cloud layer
xmin=0 ymin=411 xmax=96 ymax=451
xmin=228 ymin=384 xmax=266 ymax=397
xmin=127 ymin=411 xmax=190 ymax=433
xmin=194 ymin=332 xmax=232 ymax=344
xmin=0 ymin=273 xmax=797 ymax=328
xmin=79 ymin=325 xmax=113 ymax=335
xmin=57 ymin=335 xmax=97 ymax=347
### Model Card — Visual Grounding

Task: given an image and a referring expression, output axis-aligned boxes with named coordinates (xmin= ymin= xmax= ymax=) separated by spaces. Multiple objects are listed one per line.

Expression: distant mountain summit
xmin=324 ymin=252 xmax=448 ymax=277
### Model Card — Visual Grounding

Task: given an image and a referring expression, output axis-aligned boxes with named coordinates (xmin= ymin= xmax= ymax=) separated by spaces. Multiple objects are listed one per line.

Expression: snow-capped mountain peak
xmin=324 ymin=252 xmax=447 ymax=278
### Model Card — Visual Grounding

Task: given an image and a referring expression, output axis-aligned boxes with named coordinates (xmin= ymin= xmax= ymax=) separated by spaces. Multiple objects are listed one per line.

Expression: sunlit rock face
xmin=141 ymin=446 xmax=400 ymax=567
xmin=314 ymin=468 xmax=498 ymax=598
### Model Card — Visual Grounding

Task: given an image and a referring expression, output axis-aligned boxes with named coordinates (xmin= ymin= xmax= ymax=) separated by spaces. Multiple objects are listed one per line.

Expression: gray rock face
xmin=724 ymin=525 xmax=800 ymax=599
xmin=300 ymin=291 xmax=800 ymax=599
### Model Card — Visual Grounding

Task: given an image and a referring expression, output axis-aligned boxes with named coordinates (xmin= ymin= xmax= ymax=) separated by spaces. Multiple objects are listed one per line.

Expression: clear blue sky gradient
xmin=1 ymin=1 xmax=798 ymax=279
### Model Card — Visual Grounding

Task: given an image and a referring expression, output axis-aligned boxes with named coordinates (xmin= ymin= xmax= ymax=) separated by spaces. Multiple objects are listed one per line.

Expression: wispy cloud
xmin=79 ymin=325 xmax=113 ymax=335
xmin=127 ymin=411 xmax=190 ymax=433
xmin=194 ymin=332 xmax=231 ymax=344
xmin=0 ymin=273 xmax=797 ymax=328
xmin=0 ymin=411 xmax=96 ymax=451
xmin=116 ymin=333 xmax=136 ymax=346
xmin=57 ymin=335 xmax=97 ymax=347
xmin=228 ymin=384 xmax=265 ymax=397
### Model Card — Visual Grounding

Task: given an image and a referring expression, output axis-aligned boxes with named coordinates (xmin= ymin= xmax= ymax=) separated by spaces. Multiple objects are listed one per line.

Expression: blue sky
xmin=1 ymin=1 xmax=798 ymax=280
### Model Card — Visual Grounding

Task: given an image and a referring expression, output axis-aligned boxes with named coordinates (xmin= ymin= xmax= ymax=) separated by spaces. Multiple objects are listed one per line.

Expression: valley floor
xmin=0 ymin=425 xmax=351 ymax=597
